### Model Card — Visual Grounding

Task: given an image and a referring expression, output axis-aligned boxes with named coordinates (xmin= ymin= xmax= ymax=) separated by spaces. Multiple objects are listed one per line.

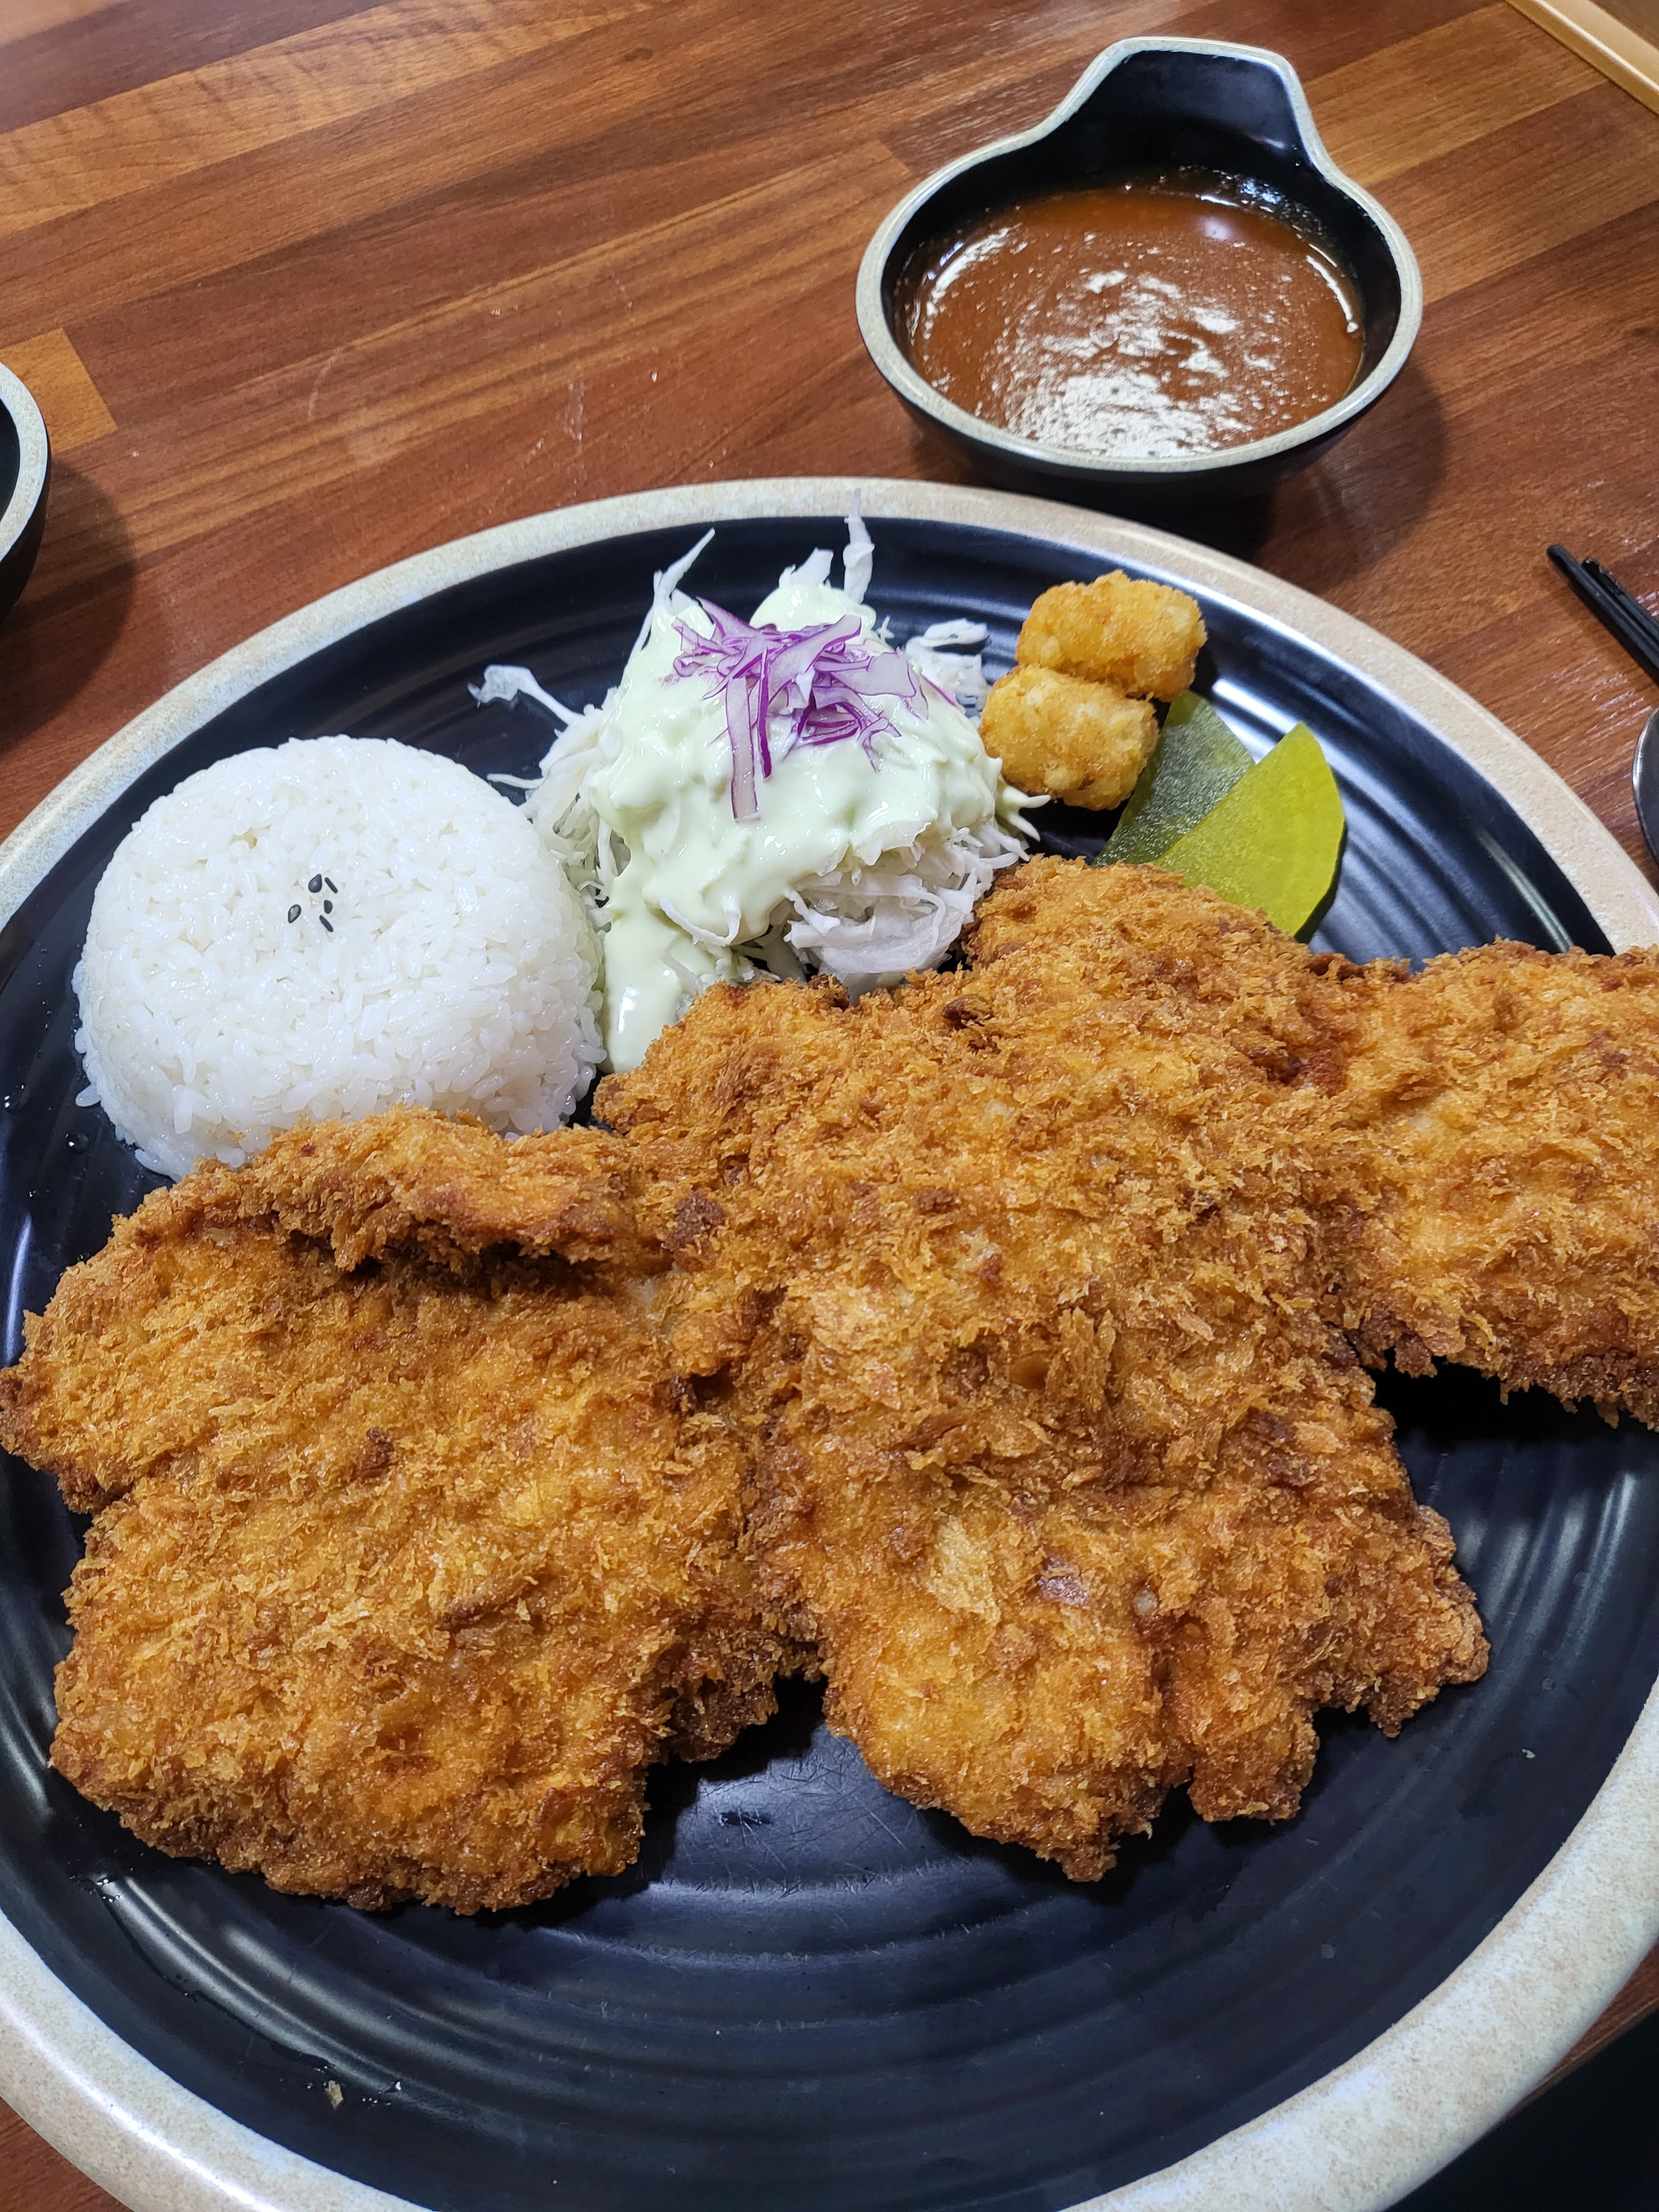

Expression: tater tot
xmin=1016 ymin=571 xmax=1206 ymax=701
xmin=980 ymin=665 xmax=1159 ymax=809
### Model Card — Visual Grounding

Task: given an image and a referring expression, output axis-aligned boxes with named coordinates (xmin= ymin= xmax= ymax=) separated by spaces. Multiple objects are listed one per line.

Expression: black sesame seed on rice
xmin=76 ymin=733 xmax=599 ymax=1180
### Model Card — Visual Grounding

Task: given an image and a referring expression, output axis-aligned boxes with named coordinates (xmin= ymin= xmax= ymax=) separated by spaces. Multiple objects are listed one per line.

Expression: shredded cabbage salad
xmin=474 ymin=507 xmax=1036 ymax=1070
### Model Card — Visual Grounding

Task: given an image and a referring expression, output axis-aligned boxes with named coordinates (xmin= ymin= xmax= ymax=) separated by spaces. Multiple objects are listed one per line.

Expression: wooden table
xmin=1 ymin=1 xmax=1655 ymax=2204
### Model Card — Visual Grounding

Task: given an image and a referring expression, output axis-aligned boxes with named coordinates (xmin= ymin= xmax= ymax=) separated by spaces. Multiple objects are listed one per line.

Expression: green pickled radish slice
xmin=1100 ymin=691 xmax=1255 ymax=864
xmin=1157 ymin=723 xmax=1345 ymax=935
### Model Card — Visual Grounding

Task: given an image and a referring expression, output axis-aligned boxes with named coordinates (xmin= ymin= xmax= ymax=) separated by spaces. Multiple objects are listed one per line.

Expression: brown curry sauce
xmin=900 ymin=173 xmax=1365 ymax=458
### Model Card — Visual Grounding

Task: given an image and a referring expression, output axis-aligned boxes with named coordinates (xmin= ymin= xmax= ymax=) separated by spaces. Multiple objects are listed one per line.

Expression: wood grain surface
xmin=1 ymin=3 xmax=1656 ymax=2206
xmin=1511 ymin=0 xmax=1659 ymax=116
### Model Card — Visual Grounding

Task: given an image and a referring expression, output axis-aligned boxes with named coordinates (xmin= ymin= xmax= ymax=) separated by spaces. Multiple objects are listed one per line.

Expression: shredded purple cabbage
xmin=671 ymin=601 xmax=921 ymax=821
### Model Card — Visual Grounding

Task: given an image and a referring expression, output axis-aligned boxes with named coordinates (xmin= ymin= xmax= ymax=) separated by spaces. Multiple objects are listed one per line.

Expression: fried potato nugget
xmin=0 ymin=1114 xmax=781 ymax=1911
xmin=980 ymin=664 xmax=1159 ymax=807
xmin=1016 ymin=571 xmax=1206 ymax=700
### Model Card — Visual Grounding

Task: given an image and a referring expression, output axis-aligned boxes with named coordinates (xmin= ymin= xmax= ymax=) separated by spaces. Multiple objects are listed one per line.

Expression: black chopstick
xmin=1547 ymin=543 xmax=1659 ymax=688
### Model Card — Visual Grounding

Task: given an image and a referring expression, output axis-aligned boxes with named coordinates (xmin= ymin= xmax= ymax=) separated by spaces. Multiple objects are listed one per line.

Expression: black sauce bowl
xmin=0 ymin=359 xmax=50 ymax=625
xmin=856 ymin=36 xmax=1421 ymax=514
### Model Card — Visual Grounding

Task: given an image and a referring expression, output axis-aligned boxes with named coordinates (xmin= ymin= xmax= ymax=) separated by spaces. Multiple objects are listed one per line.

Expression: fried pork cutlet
xmin=0 ymin=1114 xmax=781 ymax=1912
xmin=1329 ymin=940 xmax=1659 ymax=1422
xmin=607 ymin=857 xmax=1659 ymax=1877
xmin=16 ymin=856 xmax=1659 ymax=1906
xmin=599 ymin=860 xmax=1488 ymax=1878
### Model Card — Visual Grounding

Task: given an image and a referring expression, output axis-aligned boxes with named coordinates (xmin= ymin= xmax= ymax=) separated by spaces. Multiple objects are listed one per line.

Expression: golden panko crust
xmin=599 ymin=860 xmax=1489 ymax=1877
xmin=1016 ymin=572 xmax=1207 ymax=700
xmin=19 ymin=856 xmax=1659 ymax=1903
xmin=1331 ymin=940 xmax=1659 ymax=1422
xmin=1 ymin=1121 xmax=782 ymax=1912
xmin=980 ymin=664 xmax=1159 ymax=808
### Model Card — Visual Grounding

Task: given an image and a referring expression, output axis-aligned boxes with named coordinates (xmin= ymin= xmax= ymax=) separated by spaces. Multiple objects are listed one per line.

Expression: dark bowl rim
xmin=0 ymin=361 xmax=50 ymax=562
xmin=854 ymin=34 xmax=1425 ymax=482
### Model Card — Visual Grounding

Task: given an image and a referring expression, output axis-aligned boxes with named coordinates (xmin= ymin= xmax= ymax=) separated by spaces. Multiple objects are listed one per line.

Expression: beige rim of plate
xmin=0 ymin=478 xmax=1654 ymax=2212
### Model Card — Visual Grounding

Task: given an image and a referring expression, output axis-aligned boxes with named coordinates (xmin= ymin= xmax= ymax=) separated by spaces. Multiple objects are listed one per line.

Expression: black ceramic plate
xmin=1 ymin=485 xmax=1655 ymax=2212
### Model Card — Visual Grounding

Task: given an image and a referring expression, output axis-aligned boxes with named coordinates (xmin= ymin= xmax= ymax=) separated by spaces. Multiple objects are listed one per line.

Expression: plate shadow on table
xmin=1264 ymin=356 xmax=1447 ymax=591
xmin=1395 ymin=2002 xmax=1659 ymax=2211
xmin=896 ymin=356 xmax=1446 ymax=583
xmin=0 ymin=467 xmax=135 ymax=754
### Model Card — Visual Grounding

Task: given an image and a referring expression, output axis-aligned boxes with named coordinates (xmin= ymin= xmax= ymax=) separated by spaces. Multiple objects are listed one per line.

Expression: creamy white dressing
xmin=486 ymin=523 xmax=1035 ymax=1073
xmin=587 ymin=573 xmax=1017 ymax=1068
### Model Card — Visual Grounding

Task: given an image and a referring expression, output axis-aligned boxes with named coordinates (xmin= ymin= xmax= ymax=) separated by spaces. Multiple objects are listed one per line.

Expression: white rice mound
xmin=75 ymin=735 xmax=603 ymax=1180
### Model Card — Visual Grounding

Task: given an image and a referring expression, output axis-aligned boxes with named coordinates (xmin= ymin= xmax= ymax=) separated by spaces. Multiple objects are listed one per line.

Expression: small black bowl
xmin=0 ymin=360 xmax=50 ymax=625
xmin=856 ymin=36 xmax=1422 ymax=514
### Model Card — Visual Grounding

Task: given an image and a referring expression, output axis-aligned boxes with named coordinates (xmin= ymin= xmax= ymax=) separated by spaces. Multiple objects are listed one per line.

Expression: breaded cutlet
xmin=1328 ymin=938 xmax=1659 ymax=1422
xmin=599 ymin=860 xmax=1488 ymax=1877
xmin=20 ymin=857 xmax=1659 ymax=1901
xmin=0 ymin=1117 xmax=782 ymax=1912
